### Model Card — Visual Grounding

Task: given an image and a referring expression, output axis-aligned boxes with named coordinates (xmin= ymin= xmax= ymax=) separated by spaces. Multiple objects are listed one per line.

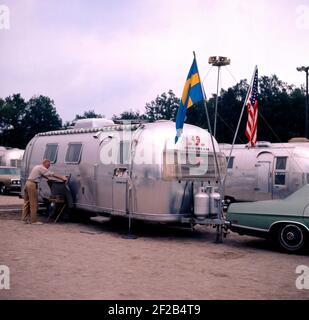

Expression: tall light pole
xmin=297 ymin=66 xmax=309 ymax=138
xmin=208 ymin=56 xmax=231 ymax=139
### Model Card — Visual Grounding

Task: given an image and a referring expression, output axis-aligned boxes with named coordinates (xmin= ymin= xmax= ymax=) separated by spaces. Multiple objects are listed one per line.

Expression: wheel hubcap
xmin=286 ymin=232 xmax=295 ymax=241
xmin=280 ymin=224 xmax=304 ymax=250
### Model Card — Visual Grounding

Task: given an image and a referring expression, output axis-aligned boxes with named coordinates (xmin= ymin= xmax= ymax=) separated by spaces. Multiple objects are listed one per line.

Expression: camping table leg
xmin=54 ymin=203 xmax=66 ymax=223
xmin=47 ymin=200 xmax=56 ymax=223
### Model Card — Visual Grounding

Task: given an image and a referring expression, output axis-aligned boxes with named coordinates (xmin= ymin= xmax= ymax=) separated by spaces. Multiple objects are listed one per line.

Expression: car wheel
xmin=277 ymin=224 xmax=306 ymax=253
xmin=0 ymin=184 xmax=6 ymax=195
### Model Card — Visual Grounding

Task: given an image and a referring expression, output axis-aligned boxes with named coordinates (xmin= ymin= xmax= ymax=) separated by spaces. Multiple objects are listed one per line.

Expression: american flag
xmin=245 ymin=68 xmax=258 ymax=147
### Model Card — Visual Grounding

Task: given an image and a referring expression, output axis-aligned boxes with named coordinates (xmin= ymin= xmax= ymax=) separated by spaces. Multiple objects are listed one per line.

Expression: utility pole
xmin=208 ymin=56 xmax=231 ymax=139
xmin=297 ymin=66 xmax=309 ymax=138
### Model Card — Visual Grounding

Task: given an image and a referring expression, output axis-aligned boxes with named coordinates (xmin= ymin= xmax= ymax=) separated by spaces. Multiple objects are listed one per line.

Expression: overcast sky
xmin=1 ymin=0 xmax=309 ymax=122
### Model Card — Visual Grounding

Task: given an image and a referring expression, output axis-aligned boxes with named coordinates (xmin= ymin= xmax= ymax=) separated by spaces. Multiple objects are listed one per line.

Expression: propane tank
xmin=194 ymin=187 xmax=210 ymax=218
xmin=209 ymin=187 xmax=221 ymax=216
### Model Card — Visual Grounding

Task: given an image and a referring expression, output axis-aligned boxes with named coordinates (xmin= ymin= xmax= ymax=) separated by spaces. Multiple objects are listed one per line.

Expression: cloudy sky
xmin=1 ymin=0 xmax=309 ymax=122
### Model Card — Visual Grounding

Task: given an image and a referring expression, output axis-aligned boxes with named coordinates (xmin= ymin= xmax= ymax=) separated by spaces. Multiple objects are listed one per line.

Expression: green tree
xmin=211 ymin=79 xmax=249 ymax=143
xmin=0 ymin=94 xmax=62 ymax=148
xmin=144 ymin=90 xmax=180 ymax=121
xmin=195 ymin=75 xmax=306 ymax=144
xmin=74 ymin=110 xmax=104 ymax=120
xmin=22 ymin=95 xmax=62 ymax=146
xmin=0 ymin=94 xmax=27 ymax=148
xmin=112 ymin=109 xmax=146 ymax=121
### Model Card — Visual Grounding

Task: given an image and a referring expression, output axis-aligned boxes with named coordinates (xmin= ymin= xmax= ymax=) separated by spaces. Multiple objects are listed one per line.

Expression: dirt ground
xmin=0 ymin=195 xmax=309 ymax=300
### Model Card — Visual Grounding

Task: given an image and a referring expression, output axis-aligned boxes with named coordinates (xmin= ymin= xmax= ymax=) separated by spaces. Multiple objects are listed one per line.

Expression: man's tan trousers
xmin=22 ymin=181 xmax=38 ymax=223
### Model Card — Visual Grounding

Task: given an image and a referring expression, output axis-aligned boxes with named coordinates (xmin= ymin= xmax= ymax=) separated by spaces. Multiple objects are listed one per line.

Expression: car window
xmin=0 ymin=168 xmax=20 ymax=175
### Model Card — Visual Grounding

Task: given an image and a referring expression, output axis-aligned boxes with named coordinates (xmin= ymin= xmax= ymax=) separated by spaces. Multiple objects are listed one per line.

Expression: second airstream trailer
xmin=220 ymin=139 xmax=309 ymax=202
xmin=0 ymin=147 xmax=24 ymax=168
xmin=21 ymin=120 xmax=226 ymax=224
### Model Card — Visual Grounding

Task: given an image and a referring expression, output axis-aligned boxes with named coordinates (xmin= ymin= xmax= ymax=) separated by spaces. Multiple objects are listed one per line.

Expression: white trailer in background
xmin=0 ymin=147 xmax=24 ymax=168
xmin=220 ymin=138 xmax=309 ymax=202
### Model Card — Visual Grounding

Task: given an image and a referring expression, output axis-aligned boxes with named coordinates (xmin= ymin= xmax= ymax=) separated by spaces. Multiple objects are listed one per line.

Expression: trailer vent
xmin=73 ymin=118 xmax=115 ymax=129
xmin=288 ymin=137 xmax=309 ymax=143
xmin=256 ymin=141 xmax=271 ymax=148
xmin=36 ymin=124 xmax=142 ymax=137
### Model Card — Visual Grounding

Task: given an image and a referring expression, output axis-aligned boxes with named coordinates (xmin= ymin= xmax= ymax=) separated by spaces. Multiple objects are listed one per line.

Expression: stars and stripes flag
xmin=245 ymin=67 xmax=259 ymax=147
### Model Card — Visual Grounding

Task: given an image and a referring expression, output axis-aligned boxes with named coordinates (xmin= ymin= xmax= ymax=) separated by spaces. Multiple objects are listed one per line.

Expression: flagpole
xmin=194 ymin=52 xmax=225 ymax=243
xmin=214 ymin=65 xmax=220 ymax=139
xmin=194 ymin=52 xmax=222 ymax=183
xmin=223 ymin=65 xmax=258 ymax=188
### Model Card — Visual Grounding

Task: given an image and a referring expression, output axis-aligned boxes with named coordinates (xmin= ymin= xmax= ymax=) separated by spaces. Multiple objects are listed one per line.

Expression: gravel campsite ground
xmin=0 ymin=195 xmax=309 ymax=300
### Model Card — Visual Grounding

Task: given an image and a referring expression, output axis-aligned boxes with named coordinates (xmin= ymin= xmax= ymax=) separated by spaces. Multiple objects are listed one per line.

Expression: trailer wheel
xmin=277 ymin=224 xmax=306 ymax=253
xmin=0 ymin=184 xmax=6 ymax=195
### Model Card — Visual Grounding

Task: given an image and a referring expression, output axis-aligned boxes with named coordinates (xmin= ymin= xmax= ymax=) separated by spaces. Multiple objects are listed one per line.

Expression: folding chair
xmin=47 ymin=176 xmax=72 ymax=223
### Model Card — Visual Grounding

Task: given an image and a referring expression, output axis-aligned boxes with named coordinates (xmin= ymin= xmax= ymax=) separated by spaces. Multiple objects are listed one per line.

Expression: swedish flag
xmin=175 ymin=56 xmax=204 ymax=143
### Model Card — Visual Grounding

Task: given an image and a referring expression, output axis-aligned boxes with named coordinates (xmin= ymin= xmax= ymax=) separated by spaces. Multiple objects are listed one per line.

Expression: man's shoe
xmin=21 ymin=220 xmax=29 ymax=224
xmin=31 ymin=222 xmax=43 ymax=225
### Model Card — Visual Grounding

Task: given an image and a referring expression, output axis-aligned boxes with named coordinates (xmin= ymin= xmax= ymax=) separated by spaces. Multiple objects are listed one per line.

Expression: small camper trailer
xmin=21 ymin=119 xmax=226 ymax=225
xmin=0 ymin=147 xmax=24 ymax=168
xmin=220 ymin=138 xmax=309 ymax=202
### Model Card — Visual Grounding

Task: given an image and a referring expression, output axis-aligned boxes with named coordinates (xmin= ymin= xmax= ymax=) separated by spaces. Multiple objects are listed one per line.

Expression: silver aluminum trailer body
xmin=21 ymin=121 xmax=225 ymax=223
xmin=220 ymin=141 xmax=309 ymax=202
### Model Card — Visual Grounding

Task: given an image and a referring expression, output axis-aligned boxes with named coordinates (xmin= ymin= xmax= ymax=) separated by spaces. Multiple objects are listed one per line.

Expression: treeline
xmin=0 ymin=74 xmax=307 ymax=149
xmin=188 ymin=75 xmax=306 ymax=144
xmin=0 ymin=95 xmax=106 ymax=149
xmin=113 ymin=75 xmax=306 ymax=144
xmin=0 ymin=95 xmax=62 ymax=149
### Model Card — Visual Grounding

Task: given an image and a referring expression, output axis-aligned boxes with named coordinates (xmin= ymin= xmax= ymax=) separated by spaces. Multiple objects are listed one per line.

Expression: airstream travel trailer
xmin=21 ymin=119 xmax=226 ymax=225
xmin=220 ymin=139 xmax=309 ymax=202
xmin=0 ymin=147 xmax=24 ymax=168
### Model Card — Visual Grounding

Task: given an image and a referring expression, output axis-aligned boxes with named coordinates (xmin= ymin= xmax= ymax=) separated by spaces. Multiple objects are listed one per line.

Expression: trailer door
xmin=255 ymin=161 xmax=272 ymax=201
xmin=112 ymin=168 xmax=128 ymax=215
xmin=94 ymin=163 xmax=113 ymax=212
xmin=255 ymin=152 xmax=273 ymax=200
xmin=112 ymin=141 xmax=131 ymax=215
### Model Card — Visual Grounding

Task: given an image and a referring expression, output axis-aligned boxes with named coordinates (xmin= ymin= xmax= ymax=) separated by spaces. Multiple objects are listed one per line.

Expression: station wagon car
xmin=226 ymin=184 xmax=309 ymax=253
xmin=0 ymin=166 xmax=21 ymax=195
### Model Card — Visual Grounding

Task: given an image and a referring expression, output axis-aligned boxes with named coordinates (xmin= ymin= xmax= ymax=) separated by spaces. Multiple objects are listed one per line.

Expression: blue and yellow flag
xmin=175 ymin=56 xmax=204 ymax=143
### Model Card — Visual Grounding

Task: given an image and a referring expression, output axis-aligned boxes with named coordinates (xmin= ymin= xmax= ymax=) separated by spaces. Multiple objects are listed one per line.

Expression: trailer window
xmin=226 ymin=156 xmax=234 ymax=169
xmin=163 ymin=149 xmax=226 ymax=180
xmin=43 ymin=144 xmax=58 ymax=163
xmin=10 ymin=159 xmax=22 ymax=167
xmin=65 ymin=143 xmax=82 ymax=164
xmin=274 ymin=156 xmax=287 ymax=185
xmin=275 ymin=157 xmax=287 ymax=170
xmin=275 ymin=172 xmax=286 ymax=185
